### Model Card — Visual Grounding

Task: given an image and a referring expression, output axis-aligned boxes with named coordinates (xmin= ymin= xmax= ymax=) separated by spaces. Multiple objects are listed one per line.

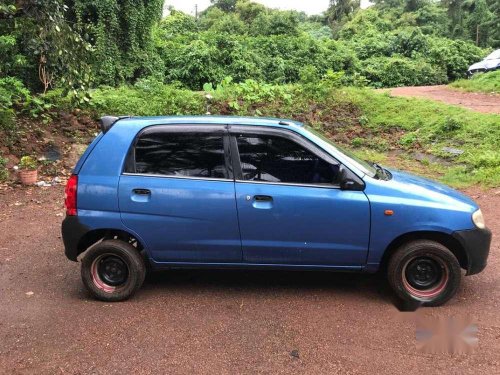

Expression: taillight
xmin=65 ymin=174 xmax=78 ymax=216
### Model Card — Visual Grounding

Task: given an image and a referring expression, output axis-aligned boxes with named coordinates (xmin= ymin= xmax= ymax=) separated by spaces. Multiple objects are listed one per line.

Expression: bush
xmin=0 ymin=77 xmax=30 ymax=131
xmin=86 ymin=80 xmax=204 ymax=116
xmin=427 ymin=38 xmax=485 ymax=80
xmin=0 ymin=156 xmax=8 ymax=182
xmin=0 ymin=108 xmax=16 ymax=132
xmin=389 ymin=28 xmax=429 ymax=57
xmin=360 ymin=56 xmax=448 ymax=87
xmin=0 ymin=77 xmax=30 ymax=109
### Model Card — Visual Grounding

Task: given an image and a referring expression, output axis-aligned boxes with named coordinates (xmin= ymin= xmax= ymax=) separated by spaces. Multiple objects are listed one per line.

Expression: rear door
xmin=230 ymin=127 xmax=370 ymax=267
xmin=119 ymin=125 xmax=242 ymax=263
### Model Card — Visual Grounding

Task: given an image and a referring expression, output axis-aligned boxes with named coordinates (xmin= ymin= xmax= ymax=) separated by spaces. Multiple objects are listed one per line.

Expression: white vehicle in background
xmin=467 ymin=49 xmax=500 ymax=77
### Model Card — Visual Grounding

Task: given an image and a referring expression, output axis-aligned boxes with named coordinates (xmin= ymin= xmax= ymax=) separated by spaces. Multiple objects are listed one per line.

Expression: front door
xmin=231 ymin=128 xmax=370 ymax=267
xmin=119 ymin=126 xmax=242 ymax=263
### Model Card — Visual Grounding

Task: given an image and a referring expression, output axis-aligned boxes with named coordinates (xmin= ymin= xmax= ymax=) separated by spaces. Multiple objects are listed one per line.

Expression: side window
xmin=129 ymin=132 xmax=229 ymax=179
xmin=236 ymin=134 xmax=340 ymax=185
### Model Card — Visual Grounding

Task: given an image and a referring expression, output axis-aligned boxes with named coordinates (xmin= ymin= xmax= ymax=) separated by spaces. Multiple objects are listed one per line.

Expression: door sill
xmin=150 ymin=260 xmax=363 ymax=272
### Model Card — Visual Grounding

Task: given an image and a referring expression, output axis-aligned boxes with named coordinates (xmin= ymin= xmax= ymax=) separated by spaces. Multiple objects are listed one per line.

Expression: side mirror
xmin=339 ymin=165 xmax=364 ymax=191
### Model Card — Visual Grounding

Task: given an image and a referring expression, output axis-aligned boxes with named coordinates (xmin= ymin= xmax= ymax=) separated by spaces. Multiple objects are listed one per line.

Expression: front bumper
xmin=467 ymin=66 xmax=500 ymax=76
xmin=61 ymin=216 xmax=90 ymax=262
xmin=452 ymin=227 xmax=492 ymax=275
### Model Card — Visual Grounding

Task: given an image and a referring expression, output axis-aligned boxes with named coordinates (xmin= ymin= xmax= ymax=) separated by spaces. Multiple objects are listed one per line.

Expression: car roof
xmin=115 ymin=115 xmax=305 ymax=129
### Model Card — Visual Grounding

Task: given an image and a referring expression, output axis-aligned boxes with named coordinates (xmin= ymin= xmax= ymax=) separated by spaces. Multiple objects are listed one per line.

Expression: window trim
xmin=123 ymin=124 xmax=234 ymax=181
xmin=121 ymin=172 xmax=233 ymax=183
xmin=229 ymin=126 xmax=344 ymax=189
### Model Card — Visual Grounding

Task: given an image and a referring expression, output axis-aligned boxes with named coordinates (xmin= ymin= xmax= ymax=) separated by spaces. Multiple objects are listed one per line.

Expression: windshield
xmin=485 ymin=50 xmax=500 ymax=60
xmin=305 ymin=126 xmax=378 ymax=178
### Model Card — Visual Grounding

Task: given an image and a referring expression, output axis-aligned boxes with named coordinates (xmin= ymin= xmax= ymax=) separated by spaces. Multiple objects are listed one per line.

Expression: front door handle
xmin=254 ymin=195 xmax=273 ymax=202
xmin=133 ymin=188 xmax=151 ymax=195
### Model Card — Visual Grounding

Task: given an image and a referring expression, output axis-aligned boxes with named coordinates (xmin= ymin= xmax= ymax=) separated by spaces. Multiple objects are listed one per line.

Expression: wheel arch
xmin=380 ymin=231 xmax=468 ymax=272
xmin=77 ymin=228 xmax=145 ymax=260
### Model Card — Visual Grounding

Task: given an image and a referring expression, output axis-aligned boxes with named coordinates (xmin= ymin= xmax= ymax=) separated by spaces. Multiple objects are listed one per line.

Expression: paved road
xmin=0 ymin=186 xmax=498 ymax=374
xmin=384 ymin=85 xmax=500 ymax=114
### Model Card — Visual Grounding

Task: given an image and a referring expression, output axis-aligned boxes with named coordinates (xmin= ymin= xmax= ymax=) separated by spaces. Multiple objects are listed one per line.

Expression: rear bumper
xmin=61 ymin=216 xmax=89 ymax=261
xmin=452 ymin=227 xmax=492 ymax=275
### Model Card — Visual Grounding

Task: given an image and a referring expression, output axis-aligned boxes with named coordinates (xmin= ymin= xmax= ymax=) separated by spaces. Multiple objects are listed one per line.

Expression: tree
xmin=1 ymin=0 xmax=92 ymax=98
xmin=464 ymin=0 xmax=493 ymax=46
xmin=326 ymin=0 xmax=360 ymax=36
xmin=485 ymin=0 xmax=499 ymax=47
xmin=370 ymin=0 xmax=405 ymax=9
xmin=442 ymin=0 xmax=467 ymax=38
xmin=70 ymin=0 xmax=164 ymax=85
xmin=251 ymin=10 xmax=301 ymax=36
xmin=405 ymin=0 xmax=429 ymax=12
xmin=158 ymin=9 xmax=198 ymax=37
xmin=235 ymin=0 xmax=266 ymax=23
xmin=210 ymin=0 xmax=237 ymax=12
xmin=327 ymin=0 xmax=361 ymax=23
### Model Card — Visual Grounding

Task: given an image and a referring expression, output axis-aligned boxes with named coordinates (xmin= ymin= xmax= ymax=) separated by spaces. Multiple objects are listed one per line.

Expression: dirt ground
xmin=384 ymin=85 xmax=500 ymax=114
xmin=0 ymin=185 xmax=498 ymax=374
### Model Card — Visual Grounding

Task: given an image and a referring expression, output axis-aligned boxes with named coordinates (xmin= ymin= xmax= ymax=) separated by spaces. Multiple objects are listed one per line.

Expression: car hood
xmin=469 ymin=61 xmax=486 ymax=70
xmin=384 ymin=168 xmax=478 ymax=211
xmin=469 ymin=59 xmax=500 ymax=70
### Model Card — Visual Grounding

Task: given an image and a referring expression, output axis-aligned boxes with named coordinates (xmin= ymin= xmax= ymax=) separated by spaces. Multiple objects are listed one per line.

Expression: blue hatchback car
xmin=62 ymin=116 xmax=491 ymax=306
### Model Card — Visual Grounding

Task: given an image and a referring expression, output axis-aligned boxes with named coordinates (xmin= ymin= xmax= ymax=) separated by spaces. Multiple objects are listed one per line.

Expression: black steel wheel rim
xmin=97 ymin=255 xmax=129 ymax=286
xmin=405 ymin=257 xmax=443 ymax=290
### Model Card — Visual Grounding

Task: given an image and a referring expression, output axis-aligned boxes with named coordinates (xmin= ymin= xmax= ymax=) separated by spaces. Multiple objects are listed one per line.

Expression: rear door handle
xmin=132 ymin=188 xmax=151 ymax=195
xmin=251 ymin=195 xmax=273 ymax=209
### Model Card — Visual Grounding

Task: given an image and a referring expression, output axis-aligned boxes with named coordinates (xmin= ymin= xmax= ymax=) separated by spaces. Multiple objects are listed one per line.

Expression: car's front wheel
xmin=81 ymin=240 xmax=146 ymax=302
xmin=387 ymin=240 xmax=461 ymax=307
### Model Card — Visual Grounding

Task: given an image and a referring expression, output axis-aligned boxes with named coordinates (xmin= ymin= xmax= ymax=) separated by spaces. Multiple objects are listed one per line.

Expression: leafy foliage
xmin=70 ymin=0 xmax=164 ymax=86
xmin=84 ymin=79 xmax=204 ymax=116
xmin=0 ymin=155 xmax=8 ymax=182
xmin=1 ymin=0 xmax=498 ymax=189
xmin=360 ymin=56 xmax=448 ymax=87
xmin=2 ymin=0 xmax=497 ymax=92
xmin=0 ymin=0 xmax=93 ymax=99
xmin=0 ymin=77 xmax=30 ymax=132
xmin=149 ymin=1 xmax=491 ymax=89
xmin=48 ymin=78 xmax=498 ymax=187
xmin=19 ymin=156 xmax=37 ymax=170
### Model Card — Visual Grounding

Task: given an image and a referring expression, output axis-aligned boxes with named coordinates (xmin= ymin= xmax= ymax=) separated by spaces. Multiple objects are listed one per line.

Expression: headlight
xmin=472 ymin=209 xmax=485 ymax=229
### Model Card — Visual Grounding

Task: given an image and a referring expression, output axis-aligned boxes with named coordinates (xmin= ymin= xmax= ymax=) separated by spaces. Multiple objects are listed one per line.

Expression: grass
xmin=41 ymin=83 xmax=500 ymax=189
xmin=338 ymin=88 xmax=500 ymax=188
xmin=449 ymin=70 xmax=500 ymax=94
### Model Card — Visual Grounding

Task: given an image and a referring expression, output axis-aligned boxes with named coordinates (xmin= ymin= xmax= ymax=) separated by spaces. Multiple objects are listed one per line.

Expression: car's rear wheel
xmin=81 ymin=240 xmax=146 ymax=302
xmin=387 ymin=240 xmax=461 ymax=307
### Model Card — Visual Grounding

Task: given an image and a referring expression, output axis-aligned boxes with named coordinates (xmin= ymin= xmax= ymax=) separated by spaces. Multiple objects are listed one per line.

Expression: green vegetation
xmin=48 ymin=79 xmax=496 ymax=188
xmin=18 ymin=156 xmax=37 ymax=170
xmin=151 ymin=3 xmax=489 ymax=89
xmin=450 ymin=70 xmax=500 ymax=93
xmin=1 ymin=0 xmax=497 ymax=94
xmin=69 ymin=0 xmax=164 ymax=86
xmin=1 ymin=0 xmax=499 ymax=188
xmin=0 ymin=156 xmax=8 ymax=182
xmin=87 ymin=80 xmax=204 ymax=116
xmin=0 ymin=77 xmax=30 ymax=140
xmin=345 ymin=88 xmax=500 ymax=187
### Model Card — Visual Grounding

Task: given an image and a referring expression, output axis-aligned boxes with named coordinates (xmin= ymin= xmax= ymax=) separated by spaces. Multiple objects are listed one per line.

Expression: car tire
xmin=81 ymin=239 xmax=146 ymax=302
xmin=387 ymin=240 xmax=461 ymax=307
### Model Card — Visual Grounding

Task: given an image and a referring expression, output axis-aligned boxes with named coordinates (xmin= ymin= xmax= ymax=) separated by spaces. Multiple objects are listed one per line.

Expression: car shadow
xmin=142 ymin=268 xmax=417 ymax=310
